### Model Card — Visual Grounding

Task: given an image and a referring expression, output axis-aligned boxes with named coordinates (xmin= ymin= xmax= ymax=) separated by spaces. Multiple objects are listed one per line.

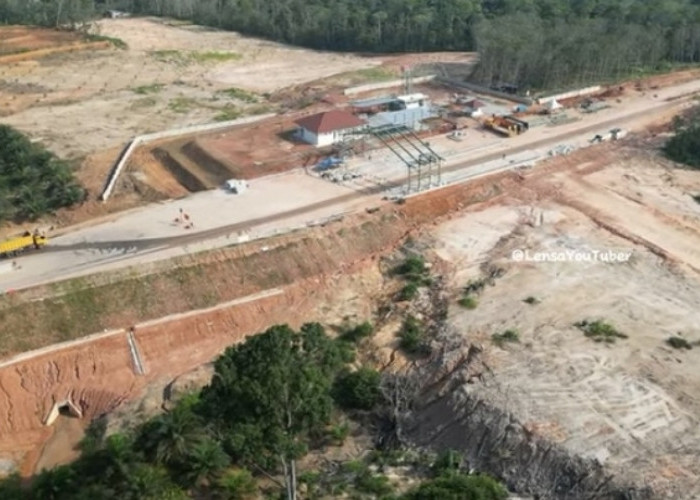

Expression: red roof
xmin=295 ymin=109 xmax=365 ymax=134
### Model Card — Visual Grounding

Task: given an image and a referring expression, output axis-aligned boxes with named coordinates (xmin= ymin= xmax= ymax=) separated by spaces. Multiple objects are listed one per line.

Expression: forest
xmin=1 ymin=1 xmax=699 ymax=90
xmin=0 ymin=125 xmax=84 ymax=224
xmin=0 ymin=323 xmax=507 ymax=500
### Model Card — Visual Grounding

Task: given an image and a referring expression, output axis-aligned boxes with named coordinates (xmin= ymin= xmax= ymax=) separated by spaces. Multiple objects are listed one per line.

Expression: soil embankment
xmin=0 ymin=172 xmax=515 ymax=476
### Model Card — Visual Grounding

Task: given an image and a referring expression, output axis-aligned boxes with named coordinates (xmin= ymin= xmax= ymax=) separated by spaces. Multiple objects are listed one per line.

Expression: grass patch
xmin=85 ymin=34 xmax=127 ymax=49
xmin=575 ymin=319 xmax=628 ymax=343
xmin=523 ymin=296 xmax=540 ymax=305
xmin=213 ymin=105 xmax=242 ymax=121
xmin=458 ymin=295 xmax=478 ymax=309
xmin=491 ymin=329 xmax=520 ymax=346
xmin=130 ymin=96 xmax=158 ymax=109
xmin=168 ymin=96 xmax=197 ymax=113
xmin=351 ymin=66 xmax=398 ymax=82
xmin=219 ymin=87 xmax=258 ymax=103
xmin=151 ymin=50 xmax=190 ymax=65
xmin=190 ymin=51 xmax=242 ymax=63
xmin=131 ymin=83 xmax=164 ymax=95
xmin=667 ymin=336 xmax=693 ymax=350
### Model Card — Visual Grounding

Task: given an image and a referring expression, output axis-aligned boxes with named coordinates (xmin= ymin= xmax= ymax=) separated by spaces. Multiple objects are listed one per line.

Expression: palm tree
xmin=184 ymin=437 xmax=231 ymax=488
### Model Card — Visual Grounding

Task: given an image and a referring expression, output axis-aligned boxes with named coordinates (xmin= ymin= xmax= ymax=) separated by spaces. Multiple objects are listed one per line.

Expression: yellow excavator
xmin=0 ymin=231 xmax=48 ymax=258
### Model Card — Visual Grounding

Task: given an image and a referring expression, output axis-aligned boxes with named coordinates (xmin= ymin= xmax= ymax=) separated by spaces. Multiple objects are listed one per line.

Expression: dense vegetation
xmin=665 ymin=106 xmax=700 ymax=168
xmin=0 ymin=323 xmax=507 ymax=499
xmin=0 ymin=125 xmax=84 ymax=224
xmin=2 ymin=1 xmax=700 ymax=90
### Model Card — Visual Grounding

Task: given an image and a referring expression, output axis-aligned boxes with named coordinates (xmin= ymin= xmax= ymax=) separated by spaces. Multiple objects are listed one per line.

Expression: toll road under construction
xmin=343 ymin=124 xmax=445 ymax=194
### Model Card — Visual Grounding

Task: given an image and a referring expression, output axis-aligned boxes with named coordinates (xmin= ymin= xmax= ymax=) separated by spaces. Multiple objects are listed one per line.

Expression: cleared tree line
xmin=1 ymin=1 xmax=700 ymax=90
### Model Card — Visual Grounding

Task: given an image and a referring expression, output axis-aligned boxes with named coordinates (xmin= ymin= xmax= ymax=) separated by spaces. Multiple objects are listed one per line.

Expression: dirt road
xmin=2 ymin=78 xmax=698 ymax=292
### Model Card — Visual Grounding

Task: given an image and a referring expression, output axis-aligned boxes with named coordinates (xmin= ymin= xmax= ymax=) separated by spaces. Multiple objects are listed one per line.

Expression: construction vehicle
xmin=0 ymin=231 xmax=48 ymax=258
xmin=484 ymin=115 xmax=529 ymax=137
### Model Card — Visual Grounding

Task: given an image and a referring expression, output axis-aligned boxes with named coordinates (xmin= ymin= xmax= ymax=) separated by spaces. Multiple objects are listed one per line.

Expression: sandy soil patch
xmin=0 ymin=17 xmax=383 ymax=159
xmin=430 ymin=147 xmax=700 ymax=497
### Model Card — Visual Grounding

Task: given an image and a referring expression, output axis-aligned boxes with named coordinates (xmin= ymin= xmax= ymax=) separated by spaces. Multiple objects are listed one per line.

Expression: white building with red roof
xmin=295 ymin=109 xmax=367 ymax=147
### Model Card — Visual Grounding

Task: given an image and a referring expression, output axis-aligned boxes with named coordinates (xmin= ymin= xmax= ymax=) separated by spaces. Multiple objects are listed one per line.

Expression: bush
xmin=355 ymin=473 xmax=393 ymax=496
xmin=664 ymin=110 xmax=700 ymax=168
xmin=393 ymin=255 xmax=426 ymax=277
xmin=327 ymin=422 xmax=350 ymax=445
xmin=217 ymin=469 xmax=257 ymax=500
xmin=404 ymin=473 xmax=507 ymax=500
xmin=0 ymin=125 xmax=85 ymax=222
xmin=399 ymin=282 xmax=420 ymax=301
xmin=398 ymin=315 xmax=430 ymax=356
xmin=333 ymin=368 xmax=382 ymax=410
xmin=341 ymin=321 xmax=374 ymax=343
xmin=432 ymin=450 xmax=462 ymax=475
xmin=575 ymin=320 xmax=628 ymax=343
xmin=523 ymin=296 xmax=540 ymax=305
xmin=491 ymin=329 xmax=520 ymax=346
xmin=458 ymin=295 xmax=478 ymax=309
xmin=667 ymin=336 xmax=692 ymax=350
xmin=693 ymin=194 xmax=700 ymax=204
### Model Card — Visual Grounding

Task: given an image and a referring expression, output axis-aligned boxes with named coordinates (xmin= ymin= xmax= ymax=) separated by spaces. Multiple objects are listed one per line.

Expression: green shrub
xmin=432 ymin=450 xmax=462 ymax=475
xmin=667 ymin=336 xmax=692 ymax=350
xmin=664 ymin=110 xmax=700 ymax=169
xmin=399 ymin=282 xmax=420 ymax=301
xmin=355 ymin=473 xmax=393 ymax=496
xmin=328 ymin=422 xmax=350 ymax=445
xmin=458 ymin=295 xmax=478 ymax=309
xmin=398 ymin=316 xmax=430 ymax=356
xmin=575 ymin=320 xmax=628 ymax=343
xmin=523 ymin=296 xmax=539 ymax=305
xmin=341 ymin=321 xmax=374 ymax=343
xmin=692 ymin=194 xmax=700 ymax=204
xmin=393 ymin=255 xmax=426 ymax=277
xmin=217 ymin=469 xmax=257 ymax=499
xmin=491 ymin=329 xmax=520 ymax=346
xmin=404 ymin=472 xmax=507 ymax=500
xmin=333 ymin=368 xmax=382 ymax=411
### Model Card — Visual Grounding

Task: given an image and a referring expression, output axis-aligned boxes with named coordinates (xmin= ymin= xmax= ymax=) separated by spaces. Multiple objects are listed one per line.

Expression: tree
xmin=332 ymin=367 xmax=382 ymax=411
xmin=200 ymin=323 xmax=346 ymax=500
xmin=216 ymin=468 xmax=258 ymax=500
xmin=184 ymin=437 xmax=230 ymax=488
xmin=138 ymin=398 xmax=207 ymax=467
xmin=0 ymin=125 xmax=84 ymax=224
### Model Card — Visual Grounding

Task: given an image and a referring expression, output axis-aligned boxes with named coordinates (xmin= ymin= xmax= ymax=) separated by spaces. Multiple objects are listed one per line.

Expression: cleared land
xmin=430 ymin=144 xmax=700 ymax=497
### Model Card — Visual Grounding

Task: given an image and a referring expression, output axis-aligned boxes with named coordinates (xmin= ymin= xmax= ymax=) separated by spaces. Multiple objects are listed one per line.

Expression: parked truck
xmin=0 ymin=231 xmax=48 ymax=258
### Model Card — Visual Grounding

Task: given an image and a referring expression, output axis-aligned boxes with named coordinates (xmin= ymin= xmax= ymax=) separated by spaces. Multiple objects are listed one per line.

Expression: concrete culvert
xmin=44 ymin=399 xmax=83 ymax=426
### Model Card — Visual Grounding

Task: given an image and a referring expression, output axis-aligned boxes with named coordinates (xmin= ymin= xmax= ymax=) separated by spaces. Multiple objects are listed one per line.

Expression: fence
xmin=100 ymin=113 xmax=277 ymax=201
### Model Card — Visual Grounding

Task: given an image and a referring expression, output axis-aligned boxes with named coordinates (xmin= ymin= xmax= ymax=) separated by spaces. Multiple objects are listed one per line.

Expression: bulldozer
xmin=483 ymin=115 xmax=529 ymax=137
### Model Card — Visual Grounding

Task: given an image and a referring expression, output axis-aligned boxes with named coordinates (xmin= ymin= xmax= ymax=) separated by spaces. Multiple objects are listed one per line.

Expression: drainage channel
xmin=126 ymin=329 xmax=145 ymax=376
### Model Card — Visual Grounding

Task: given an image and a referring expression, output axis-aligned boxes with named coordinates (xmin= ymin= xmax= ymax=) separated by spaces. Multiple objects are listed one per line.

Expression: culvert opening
xmin=44 ymin=399 xmax=83 ymax=426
